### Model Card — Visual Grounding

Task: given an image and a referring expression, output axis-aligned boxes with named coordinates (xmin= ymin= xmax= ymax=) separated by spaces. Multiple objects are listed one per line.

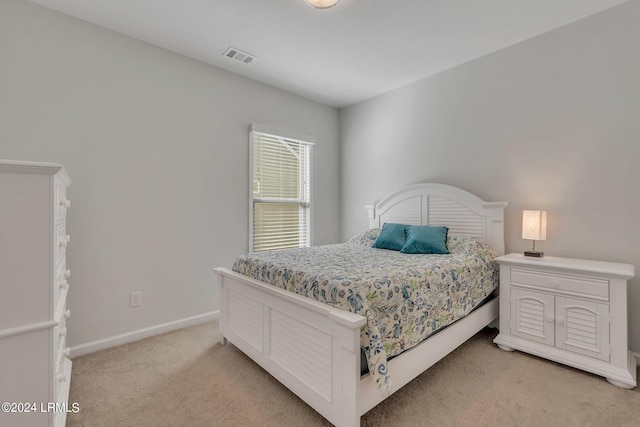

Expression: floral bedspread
xmin=232 ymin=229 xmax=498 ymax=397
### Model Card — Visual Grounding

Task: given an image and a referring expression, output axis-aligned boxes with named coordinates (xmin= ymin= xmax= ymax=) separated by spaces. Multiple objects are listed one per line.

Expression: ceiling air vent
xmin=222 ymin=47 xmax=256 ymax=65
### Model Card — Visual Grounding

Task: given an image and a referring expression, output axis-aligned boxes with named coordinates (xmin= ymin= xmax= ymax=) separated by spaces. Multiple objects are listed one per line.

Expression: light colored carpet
xmin=68 ymin=322 xmax=640 ymax=426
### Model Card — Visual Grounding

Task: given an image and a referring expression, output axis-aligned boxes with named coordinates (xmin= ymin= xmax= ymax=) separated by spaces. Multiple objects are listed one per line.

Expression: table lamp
xmin=522 ymin=210 xmax=546 ymax=257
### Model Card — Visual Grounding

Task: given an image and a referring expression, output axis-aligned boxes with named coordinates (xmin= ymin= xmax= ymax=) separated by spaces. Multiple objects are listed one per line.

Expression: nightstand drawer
xmin=511 ymin=268 xmax=609 ymax=300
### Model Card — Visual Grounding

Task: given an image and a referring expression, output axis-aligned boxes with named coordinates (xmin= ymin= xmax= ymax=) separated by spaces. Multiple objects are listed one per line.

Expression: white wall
xmin=340 ymin=2 xmax=640 ymax=351
xmin=0 ymin=0 xmax=340 ymax=347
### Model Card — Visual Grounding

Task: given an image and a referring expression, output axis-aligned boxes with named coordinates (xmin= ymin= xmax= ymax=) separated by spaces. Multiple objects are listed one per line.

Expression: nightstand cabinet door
xmin=510 ymin=288 xmax=554 ymax=346
xmin=555 ymin=296 xmax=610 ymax=362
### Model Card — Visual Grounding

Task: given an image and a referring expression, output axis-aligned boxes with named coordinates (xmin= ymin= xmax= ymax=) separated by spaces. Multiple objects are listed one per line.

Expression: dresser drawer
xmin=55 ymin=178 xmax=70 ymax=223
xmin=511 ymin=268 xmax=609 ymax=300
xmin=56 ymin=222 xmax=70 ymax=264
xmin=54 ymin=258 xmax=69 ymax=306
xmin=54 ymin=357 xmax=72 ymax=406
xmin=54 ymin=310 xmax=71 ymax=385
xmin=53 ymin=305 xmax=69 ymax=362
xmin=55 ymin=332 xmax=69 ymax=373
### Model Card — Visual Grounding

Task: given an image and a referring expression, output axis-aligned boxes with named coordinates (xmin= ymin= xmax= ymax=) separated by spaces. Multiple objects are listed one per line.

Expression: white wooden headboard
xmin=365 ymin=183 xmax=508 ymax=255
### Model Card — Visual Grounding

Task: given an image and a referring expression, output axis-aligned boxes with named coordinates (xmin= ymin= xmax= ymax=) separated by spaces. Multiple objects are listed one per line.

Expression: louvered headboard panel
xmin=378 ymin=195 xmax=422 ymax=226
xmin=427 ymin=196 xmax=484 ymax=239
xmin=365 ymin=183 xmax=507 ymax=255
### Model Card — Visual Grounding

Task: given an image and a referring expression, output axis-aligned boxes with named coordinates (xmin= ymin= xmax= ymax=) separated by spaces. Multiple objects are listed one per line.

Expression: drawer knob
xmin=64 ymin=269 xmax=71 ymax=278
xmin=545 ymin=315 xmax=554 ymax=323
xmin=64 ymin=309 xmax=71 ymax=319
xmin=555 ymin=317 xmax=565 ymax=324
xmin=59 ymin=280 xmax=69 ymax=290
xmin=550 ymin=281 xmax=558 ymax=288
xmin=59 ymin=235 xmax=70 ymax=248
xmin=59 ymin=199 xmax=71 ymax=208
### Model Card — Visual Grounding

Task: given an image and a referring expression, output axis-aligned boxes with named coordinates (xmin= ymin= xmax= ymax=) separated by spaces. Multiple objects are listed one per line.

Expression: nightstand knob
xmin=555 ymin=317 xmax=565 ymax=324
xmin=545 ymin=315 xmax=554 ymax=323
xmin=550 ymin=281 xmax=558 ymax=288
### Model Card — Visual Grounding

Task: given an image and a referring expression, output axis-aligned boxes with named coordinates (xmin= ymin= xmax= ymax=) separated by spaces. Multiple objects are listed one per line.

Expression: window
xmin=250 ymin=125 xmax=313 ymax=252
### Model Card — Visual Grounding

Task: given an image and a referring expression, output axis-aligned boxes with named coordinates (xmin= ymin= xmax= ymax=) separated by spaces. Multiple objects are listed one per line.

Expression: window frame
xmin=249 ymin=124 xmax=314 ymax=253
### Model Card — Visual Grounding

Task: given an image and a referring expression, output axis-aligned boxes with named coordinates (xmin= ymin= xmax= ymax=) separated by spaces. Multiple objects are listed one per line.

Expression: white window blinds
xmin=250 ymin=126 xmax=313 ymax=252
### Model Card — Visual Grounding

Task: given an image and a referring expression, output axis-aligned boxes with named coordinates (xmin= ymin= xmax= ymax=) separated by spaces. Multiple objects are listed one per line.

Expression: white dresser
xmin=0 ymin=160 xmax=73 ymax=427
xmin=494 ymin=253 xmax=636 ymax=388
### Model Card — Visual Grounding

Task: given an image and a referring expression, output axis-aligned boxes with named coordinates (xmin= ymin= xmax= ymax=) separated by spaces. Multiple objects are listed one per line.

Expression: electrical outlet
xmin=130 ymin=291 xmax=142 ymax=307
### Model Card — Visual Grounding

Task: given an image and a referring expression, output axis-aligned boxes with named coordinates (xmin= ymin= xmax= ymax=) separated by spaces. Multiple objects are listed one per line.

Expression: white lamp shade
xmin=522 ymin=210 xmax=547 ymax=241
xmin=305 ymin=0 xmax=337 ymax=8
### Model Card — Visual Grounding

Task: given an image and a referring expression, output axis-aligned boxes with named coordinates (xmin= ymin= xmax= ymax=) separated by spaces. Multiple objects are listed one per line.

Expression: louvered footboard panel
xmin=216 ymin=268 xmax=365 ymax=427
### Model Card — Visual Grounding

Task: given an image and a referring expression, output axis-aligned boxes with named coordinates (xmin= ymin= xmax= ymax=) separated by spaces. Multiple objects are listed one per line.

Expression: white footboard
xmin=214 ymin=268 xmax=366 ymax=427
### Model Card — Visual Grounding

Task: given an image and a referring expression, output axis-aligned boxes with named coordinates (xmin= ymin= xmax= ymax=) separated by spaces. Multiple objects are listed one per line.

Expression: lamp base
xmin=524 ymin=251 xmax=544 ymax=258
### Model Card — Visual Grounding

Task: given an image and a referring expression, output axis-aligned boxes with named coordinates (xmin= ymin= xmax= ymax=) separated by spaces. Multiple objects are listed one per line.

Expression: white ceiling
xmin=31 ymin=0 xmax=629 ymax=108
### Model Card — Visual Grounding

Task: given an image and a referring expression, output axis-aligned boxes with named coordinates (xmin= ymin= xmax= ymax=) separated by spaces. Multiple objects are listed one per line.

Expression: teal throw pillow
xmin=400 ymin=225 xmax=449 ymax=254
xmin=372 ymin=223 xmax=407 ymax=251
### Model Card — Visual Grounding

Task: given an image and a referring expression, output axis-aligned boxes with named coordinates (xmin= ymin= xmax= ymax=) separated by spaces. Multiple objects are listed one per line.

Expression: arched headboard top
xmin=365 ymin=183 xmax=508 ymax=255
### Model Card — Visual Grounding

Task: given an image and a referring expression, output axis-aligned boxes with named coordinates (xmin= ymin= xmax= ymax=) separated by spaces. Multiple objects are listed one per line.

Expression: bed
xmin=214 ymin=183 xmax=507 ymax=426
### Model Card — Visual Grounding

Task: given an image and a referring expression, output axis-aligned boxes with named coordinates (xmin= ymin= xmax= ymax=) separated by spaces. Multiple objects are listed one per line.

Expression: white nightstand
xmin=493 ymin=253 xmax=636 ymax=389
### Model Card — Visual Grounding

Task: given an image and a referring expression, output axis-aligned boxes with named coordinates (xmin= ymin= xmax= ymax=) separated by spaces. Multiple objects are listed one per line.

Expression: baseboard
xmin=633 ymin=352 xmax=640 ymax=367
xmin=69 ymin=310 xmax=219 ymax=358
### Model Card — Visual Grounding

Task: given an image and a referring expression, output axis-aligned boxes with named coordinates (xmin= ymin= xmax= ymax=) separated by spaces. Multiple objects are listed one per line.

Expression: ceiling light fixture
xmin=305 ymin=0 xmax=337 ymax=9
